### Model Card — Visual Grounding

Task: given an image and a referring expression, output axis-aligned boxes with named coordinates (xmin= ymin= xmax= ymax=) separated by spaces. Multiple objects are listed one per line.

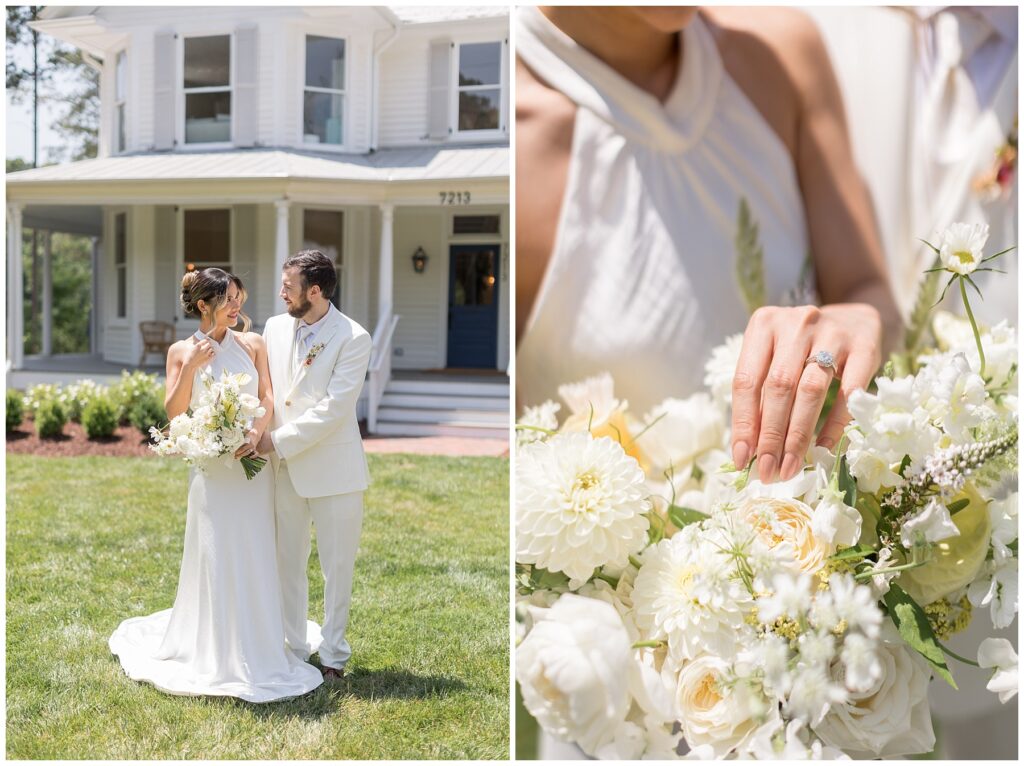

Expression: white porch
xmin=6 ymin=146 xmax=509 ymax=434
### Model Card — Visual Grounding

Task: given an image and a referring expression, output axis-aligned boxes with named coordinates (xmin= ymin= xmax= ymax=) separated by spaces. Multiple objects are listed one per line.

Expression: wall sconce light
xmin=411 ymin=246 xmax=429 ymax=273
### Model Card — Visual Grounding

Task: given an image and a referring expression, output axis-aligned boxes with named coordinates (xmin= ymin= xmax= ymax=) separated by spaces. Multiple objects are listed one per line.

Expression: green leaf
xmin=980 ymin=245 xmax=1016 ymax=264
xmin=883 ymin=583 xmax=957 ymax=689
xmin=837 ymin=455 xmax=857 ymax=507
xmin=905 ymin=254 xmax=942 ymax=354
xmin=918 ymin=238 xmax=941 ymax=256
xmin=735 ymin=198 xmax=766 ymax=315
xmin=668 ymin=505 xmax=709 ymax=528
xmin=828 ymin=544 xmax=876 ymax=562
xmin=946 ymin=498 xmax=970 ymax=515
xmin=529 ymin=567 xmax=570 ymax=592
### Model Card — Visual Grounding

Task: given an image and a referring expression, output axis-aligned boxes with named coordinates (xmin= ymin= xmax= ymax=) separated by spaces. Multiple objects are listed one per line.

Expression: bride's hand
xmin=730 ymin=303 xmax=882 ymax=483
xmin=234 ymin=429 xmax=260 ymax=460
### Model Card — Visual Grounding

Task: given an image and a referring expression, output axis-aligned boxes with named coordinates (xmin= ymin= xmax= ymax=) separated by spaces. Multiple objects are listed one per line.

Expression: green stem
xmin=854 ymin=558 xmax=928 ymax=580
xmin=594 ymin=571 xmax=619 ymax=588
xmin=937 ymin=639 xmax=980 ymax=667
xmin=632 ymin=640 xmax=666 ymax=649
xmin=960 ymin=277 xmax=986 ymax=378
xmin=513 ymin=424 xmax=556 ymax=436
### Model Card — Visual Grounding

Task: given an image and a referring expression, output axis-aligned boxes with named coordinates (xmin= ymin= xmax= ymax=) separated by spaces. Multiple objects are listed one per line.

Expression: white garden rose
xmin=516 ymin=594 xmax=633 ymax=756
xmin=937 ymin=221 xmax=988 ymax=276
xmin=735 ymin=497 xmax=832 ymax=575
xmin=813 ymin=629 xmax=935 ymax=759
xmin=516 ymin=432 xmax=649 ymax=583
xmin=676 ymin=654 xmax=769 ymax=757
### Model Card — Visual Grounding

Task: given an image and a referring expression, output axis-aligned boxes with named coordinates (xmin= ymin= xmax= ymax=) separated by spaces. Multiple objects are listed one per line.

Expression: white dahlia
xmin=632 ymin=523 xmax=753 ymax=663
xmin=516 ymin=432 xmax=650 ymax=583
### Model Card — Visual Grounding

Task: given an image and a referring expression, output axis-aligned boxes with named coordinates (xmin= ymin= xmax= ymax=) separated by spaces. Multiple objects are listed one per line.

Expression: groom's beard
xmin=286 ymin=292 xmax=313 ymax=319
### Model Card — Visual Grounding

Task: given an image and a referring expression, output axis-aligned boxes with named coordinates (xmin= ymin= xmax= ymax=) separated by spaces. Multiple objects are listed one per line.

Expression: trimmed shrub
xmin=35 ymin=399 xmax=67 ymax=438
xmin=7 ymin=389 xmax=24 ymax=432
xmin=82 ymin=395 xmax=119 ymax=439
xmin=24 ymin=383 xmax=65 ymax=417
xmin=64 ymin=379 xmax=106 ymax=423
xmin=128 ymin=393 xmax=167 ymax=436
xmin=111 ymin=370 xmax=162 ymax=424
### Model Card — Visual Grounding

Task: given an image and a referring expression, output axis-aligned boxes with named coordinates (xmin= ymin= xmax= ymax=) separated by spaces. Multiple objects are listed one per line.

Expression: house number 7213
xmin=439 ymin=191 xmax=471 ymax=205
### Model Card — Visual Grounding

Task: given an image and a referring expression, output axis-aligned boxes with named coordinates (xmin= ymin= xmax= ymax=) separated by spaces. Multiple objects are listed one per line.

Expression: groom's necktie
xmin=294 ymin=324 xmax=312 ymax=371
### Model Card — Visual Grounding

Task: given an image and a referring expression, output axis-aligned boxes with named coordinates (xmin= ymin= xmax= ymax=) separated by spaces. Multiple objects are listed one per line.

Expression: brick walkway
xmin=363 ymin=435 xmax=509 ymax=457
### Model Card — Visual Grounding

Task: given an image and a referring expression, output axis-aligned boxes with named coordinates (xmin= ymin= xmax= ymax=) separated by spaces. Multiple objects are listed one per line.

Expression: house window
xmin=302 ymin=209 xmax=344 ymax=307
xmin=303 ymin=35 xmax=345 ymax=146
xmin=183 ymin=35 xmax=231 ymax=144
xmin=115 ymin=50 xmax=127 ymax=153
xmin=456 ymin=42 xmax=501 ymax=132
xmin=453 ymin=214 xmax=501 ymax=235
xmin=184 ymin=210 xmax=231 ymax=274
xmin=114 ymin=213 xmax=127 ymax=318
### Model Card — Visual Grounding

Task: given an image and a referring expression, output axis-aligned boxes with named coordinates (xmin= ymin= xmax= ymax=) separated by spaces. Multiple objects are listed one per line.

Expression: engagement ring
xmin=806 ymin=350 xmax=838 ymax=375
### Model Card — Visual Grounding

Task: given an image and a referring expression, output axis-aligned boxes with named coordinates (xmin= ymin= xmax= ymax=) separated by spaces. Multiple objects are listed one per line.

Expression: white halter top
xmin=189 ymin=329 xmax=258 ymax=409
xmin=516 ymin=8 xmax=812 ymax=413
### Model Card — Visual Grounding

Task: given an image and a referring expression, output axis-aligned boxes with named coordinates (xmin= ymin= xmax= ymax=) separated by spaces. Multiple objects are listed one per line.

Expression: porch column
xmin=378 ymin=202 xmax=394 ymax=321
xmin=7 ymin=203 xmax=24 ymax=370
xmin=41 ymin=230 xmax=53 ymax=356
xmin=90 ymin=236 xmax=100 ymax=355
xmin=274 ymin=200 xmax=290 ymax=314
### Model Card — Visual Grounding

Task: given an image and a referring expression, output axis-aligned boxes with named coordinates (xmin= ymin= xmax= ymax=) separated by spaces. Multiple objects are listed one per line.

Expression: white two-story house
xmin=6 ymin=5 xmax=510 ymax=437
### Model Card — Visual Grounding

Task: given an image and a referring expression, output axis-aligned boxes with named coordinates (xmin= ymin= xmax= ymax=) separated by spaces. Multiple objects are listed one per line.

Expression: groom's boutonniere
xmin=304 ymin=342 xmax=326 ymax=367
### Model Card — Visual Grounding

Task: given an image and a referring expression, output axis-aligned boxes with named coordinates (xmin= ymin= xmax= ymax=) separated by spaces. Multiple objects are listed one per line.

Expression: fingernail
xmin=758 ymin=453 xmax=778 ymax=483
xmin=817 ymin=436 xmax=835 ymax=450
xmin=780 ymin=452 xmax=801 ymax=481
xmin=733 ymin=442 xmax=750 ymax=470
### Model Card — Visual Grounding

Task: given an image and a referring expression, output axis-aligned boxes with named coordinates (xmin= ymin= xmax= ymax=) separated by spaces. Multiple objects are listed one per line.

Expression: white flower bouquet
xmin=515 ymin=224 xmax=1018 ymax=759
xmin=149 ymin=367 xmax=267 ymax=480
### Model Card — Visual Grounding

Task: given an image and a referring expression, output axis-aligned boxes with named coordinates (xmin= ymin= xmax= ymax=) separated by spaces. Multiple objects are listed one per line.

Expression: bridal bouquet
xmin=515 ymin=224 xmax=1018 ymax=759
xmin=149 ymin=367 xmax=267 ymax=480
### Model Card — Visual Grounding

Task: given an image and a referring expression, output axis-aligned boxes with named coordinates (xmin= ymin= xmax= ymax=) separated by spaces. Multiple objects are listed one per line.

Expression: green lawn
xmin=6 ymin=453 xmax=509 ymax=760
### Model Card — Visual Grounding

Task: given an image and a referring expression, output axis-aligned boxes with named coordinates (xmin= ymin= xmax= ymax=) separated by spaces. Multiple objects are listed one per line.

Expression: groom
xmin=258 ymin=249 xmax=372 ymax=680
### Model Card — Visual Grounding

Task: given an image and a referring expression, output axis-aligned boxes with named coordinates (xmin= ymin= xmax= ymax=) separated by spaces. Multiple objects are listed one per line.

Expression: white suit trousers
xmin=275 ymin=462 xmax=364 ymax=670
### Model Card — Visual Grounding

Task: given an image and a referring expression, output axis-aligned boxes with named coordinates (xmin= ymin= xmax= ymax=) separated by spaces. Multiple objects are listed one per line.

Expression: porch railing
xmin=366 ymin=312 xmax=400 ymax=434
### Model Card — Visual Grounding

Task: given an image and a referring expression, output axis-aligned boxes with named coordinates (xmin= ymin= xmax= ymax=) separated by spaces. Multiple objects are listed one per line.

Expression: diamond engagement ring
xmin=806 ymin=350 xmax=838 ymax=375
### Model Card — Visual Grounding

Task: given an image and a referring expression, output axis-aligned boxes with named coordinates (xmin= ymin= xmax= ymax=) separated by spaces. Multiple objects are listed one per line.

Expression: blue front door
xmin=447 ymin=244 xmax=500 ymax=369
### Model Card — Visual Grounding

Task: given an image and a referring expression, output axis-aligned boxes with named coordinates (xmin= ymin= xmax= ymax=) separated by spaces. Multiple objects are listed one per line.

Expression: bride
xmin=109 ymin=268 xmax=323 ymax=703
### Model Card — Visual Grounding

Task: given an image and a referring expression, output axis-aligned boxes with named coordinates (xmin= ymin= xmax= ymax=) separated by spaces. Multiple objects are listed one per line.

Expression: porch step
xmin=380 ymin=392 xmax=507 ymax=411
xmin=377 ymin=406 xmax=507 ymax=426
xmin=373 ymin=375 xmax=510 ymax=439
xmin=387 ymin=379 xmax=510 ymax=397
xmin=373 ymin=421 xmax=509 ymax=439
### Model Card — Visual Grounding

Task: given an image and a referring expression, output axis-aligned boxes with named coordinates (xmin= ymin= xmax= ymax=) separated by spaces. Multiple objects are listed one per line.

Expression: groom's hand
xmin=256 ymin=431 xmax=276 ymax=456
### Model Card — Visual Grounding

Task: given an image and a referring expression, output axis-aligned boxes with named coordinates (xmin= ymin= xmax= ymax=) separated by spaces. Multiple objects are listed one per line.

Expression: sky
xmin=6 ymin=33 xmax=78 ymax=165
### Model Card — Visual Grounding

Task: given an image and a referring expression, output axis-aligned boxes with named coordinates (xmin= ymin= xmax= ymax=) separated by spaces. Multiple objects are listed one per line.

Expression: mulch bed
xmin=6 ymin=417 xmax=157 ymax=458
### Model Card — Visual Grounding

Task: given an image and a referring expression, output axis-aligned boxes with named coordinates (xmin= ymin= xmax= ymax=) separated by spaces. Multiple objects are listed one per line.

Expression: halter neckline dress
xmin=516 ymin=8 xmax=813 ymax=414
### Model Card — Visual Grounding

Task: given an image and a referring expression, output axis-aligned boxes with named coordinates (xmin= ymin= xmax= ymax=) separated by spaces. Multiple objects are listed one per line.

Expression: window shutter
xmin=234 ymin=26 xmax=258 ymax=147
xmin=427 ymin=39 xmax=451 ymax=140
xmin=153 ymin=31 xmax=176 ymax=150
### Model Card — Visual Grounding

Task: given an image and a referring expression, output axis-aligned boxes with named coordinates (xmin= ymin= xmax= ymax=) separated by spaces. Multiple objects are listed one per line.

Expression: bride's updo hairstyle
xmin=180 ymin=267 xmax=252 ymax=332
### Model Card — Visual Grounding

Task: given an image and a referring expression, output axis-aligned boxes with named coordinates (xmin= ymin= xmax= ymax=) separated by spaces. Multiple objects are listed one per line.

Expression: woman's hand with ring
xmin=730 ymin=304 xmax=882 ymax=483
xmin=234 ymin=429 xmax=260 ymax=459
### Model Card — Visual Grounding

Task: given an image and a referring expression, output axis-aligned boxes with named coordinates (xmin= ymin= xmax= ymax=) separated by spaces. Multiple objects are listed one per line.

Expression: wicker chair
xmin=139 ymin=321 xmax=175 ymax=366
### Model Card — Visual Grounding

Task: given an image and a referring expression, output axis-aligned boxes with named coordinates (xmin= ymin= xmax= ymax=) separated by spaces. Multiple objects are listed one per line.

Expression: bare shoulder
xmin=704 ymin=7 xmax=832 ymax=96
xmin=167 ymin=338 xmax=191 ymax=358
xmin=702 ymin=7 xmax=832 ymax=155
xmin=234 ymin=330 xmax=264 ymax=359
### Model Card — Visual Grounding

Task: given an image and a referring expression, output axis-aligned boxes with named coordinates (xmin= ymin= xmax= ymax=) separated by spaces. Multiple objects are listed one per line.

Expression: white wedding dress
xmin=516 ymin=7 xmax=810 ymax=415
xmin=109 ymin=329 xmax=324 ymax=703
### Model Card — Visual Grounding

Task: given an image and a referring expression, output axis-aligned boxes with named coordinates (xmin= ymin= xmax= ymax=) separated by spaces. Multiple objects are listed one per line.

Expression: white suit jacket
xmin=263 ymin=304 xmax=372 ymax=498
